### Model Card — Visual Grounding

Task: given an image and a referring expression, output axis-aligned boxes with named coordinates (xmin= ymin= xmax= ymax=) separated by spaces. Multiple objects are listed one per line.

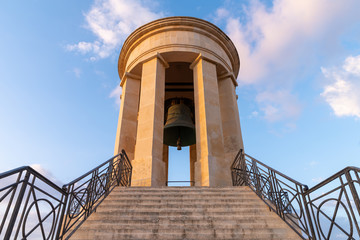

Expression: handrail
xmin=0 ymin=166 xmax=66 ymax=194
xmin=63 ymin=154 xmax=121 ymax=187
xmin=232 ymin=149 xmax=360 ymax=240
xmin=244 ymin=152 xmax=308 ymax=190
xmin=306 ymin=166 xmax=360 ymax=193
xmin=0 ymin=149 xmax=132 ymax=240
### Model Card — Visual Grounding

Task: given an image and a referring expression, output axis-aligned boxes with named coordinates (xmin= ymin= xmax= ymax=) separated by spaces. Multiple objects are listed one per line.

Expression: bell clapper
xmin=177 ymin=137 xmax=182 ymax=150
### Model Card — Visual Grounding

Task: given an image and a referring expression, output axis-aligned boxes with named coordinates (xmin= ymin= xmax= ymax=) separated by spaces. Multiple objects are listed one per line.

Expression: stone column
xmin=218 ymin=73 xmax=244 ymax=166
xmin=132 ymin=54 xmax=168 ymax=186
xmin=189 ymin=144 xmax=196 ymax=186
xmin=113 ymin=73 xmax=141 ymax=160
xmin=190 ymin=54 xmax=228 ymax=186
xmin=163 ymin=144 xmax=169 ymax=184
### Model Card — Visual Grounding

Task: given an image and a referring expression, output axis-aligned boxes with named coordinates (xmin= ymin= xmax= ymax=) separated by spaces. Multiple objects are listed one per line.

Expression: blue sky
xmin=0 ymin=0 xmax=359 ymax=187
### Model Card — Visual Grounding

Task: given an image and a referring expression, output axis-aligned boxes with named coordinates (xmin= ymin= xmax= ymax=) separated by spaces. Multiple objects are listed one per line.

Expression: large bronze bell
xmin=163 ymin=99 xmax=196 ymax=150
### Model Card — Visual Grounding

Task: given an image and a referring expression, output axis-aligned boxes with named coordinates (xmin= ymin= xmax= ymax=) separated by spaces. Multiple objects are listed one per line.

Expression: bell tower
xmin=114 ymin=17 xmax=244 ymax=187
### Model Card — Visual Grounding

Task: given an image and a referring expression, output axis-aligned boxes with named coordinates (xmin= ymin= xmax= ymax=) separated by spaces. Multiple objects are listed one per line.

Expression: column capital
xmin=189 ymin=53 xmax=218 ymax=70
xmin=142 ymin=52 xmax=169 ymax=68
xmin=218 ymin=71 xmax=238 ymax=87
xmin=120 ymin=72 xmax=141 ymax=87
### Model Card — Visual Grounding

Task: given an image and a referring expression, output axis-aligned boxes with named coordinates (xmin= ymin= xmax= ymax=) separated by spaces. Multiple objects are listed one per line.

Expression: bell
xmin=163 ymin=100 xmax=196 ymax=150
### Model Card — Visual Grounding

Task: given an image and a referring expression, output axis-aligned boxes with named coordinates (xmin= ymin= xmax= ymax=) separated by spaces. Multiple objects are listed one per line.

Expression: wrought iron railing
xmin=232 ymin=149 xmax=360 ymax=240
xmin=0 ymin=149 xmax=132 ymax=240
xmin=304 ymin=166 xmax=360 ymax=240
xmin=0 ymin=166 xmax=67 ymax=240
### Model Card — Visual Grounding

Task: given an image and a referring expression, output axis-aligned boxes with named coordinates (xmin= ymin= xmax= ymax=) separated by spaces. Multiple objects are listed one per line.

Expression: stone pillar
xmin=163 ymin=144 xmax=169 ymax=184
xmin=132 ymin=54 xmax=168 ymax=186
xmin=218 ymin=73 xmax=244 ymax=165
xmin=113 ymin=73 xmax=140 ymax=160
xmin=190 ymin=55 xmax=228 ymax=186
xmin=189 ymin=144 xmax=196 ymax=186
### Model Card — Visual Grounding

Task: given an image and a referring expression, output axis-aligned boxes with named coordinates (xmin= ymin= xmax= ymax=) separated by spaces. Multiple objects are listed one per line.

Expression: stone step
xmin=112 ymin=187 xmax=253 ymax=193
xmin=113 ymin=187 xmax=250 ymax=191
xmin=107 ymin=194 xmax=257 ymax=199
xmin=88 ymin=211 xmax=278 ymax=219
xmin=110 ymin=191 xmax=254 ymax=196
xmin=106 ymin=195 xmax=256 ymax=201
xmin=80 ymin=219 xmax=288 ymax=229
xmin=110 ymin=189 xmax=254 ymax=194
xmin=97 ymin=202 xmax=269 ymax=210
xmin=106 ymin=195 xmax=259 ymax=200
xmin=109 ymin=192 xmax=255 ymax=197
xmin=103 ymin=198 xmax=261 ymax=205
xmin=82 ymin=215 xmax=280 ymax=225
xmin=72 ymin=228 xmax=300 ymax=240
xmin=88 ymin=209 xmax=274 ymax=219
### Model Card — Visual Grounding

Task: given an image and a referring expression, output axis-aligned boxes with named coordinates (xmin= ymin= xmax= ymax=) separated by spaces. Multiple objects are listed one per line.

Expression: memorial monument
xmin=114 ymin=16 xmax=244 ymax=187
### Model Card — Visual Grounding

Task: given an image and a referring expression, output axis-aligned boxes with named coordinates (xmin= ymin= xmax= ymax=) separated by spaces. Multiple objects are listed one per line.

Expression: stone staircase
xmin=70 ymin=186 xmax=302 ymax=240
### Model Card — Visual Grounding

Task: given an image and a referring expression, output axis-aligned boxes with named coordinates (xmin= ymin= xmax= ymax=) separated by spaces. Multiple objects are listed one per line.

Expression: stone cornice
xmin=217 ymin=72 xmax=238 ymax=87
xmin=189 ymin=53 xmax=218 ymax=69
xmin=118 ymin=17 xmax=240 ymax=80
xmin=120 ymin=72 xmax=141 ymax=87
xmin=139 ymin=52 xmax=170 ymax=68
xmin=190 ymin=54 xmax=238 ymax=87
xmin=120 ymin=53 xmax=169 ymax=87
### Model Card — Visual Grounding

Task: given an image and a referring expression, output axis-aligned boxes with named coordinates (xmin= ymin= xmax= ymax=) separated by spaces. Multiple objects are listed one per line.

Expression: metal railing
xmin=231 ymin=149 xmax=360 ymax=240
xmin=0 ymin=149 xmax=132 ymax=240
xmin=304 ymin=166 xmax=360 ymax=240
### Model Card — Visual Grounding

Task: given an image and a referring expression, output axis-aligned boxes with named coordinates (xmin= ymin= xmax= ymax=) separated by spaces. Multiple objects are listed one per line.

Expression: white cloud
xmin=225 ymin=0 xmax=358 ymax=84
xmin=73 ymin=68 xmax=82 ymax=78
xmin=343 ymin=55 xmax=360 ymax=75
xmin=109 ymin=84 xmax=122 ymax=107
xmin=250 ymin=110 xmax=258 ymax=118
xmin=256 ymin=90 xmax=301 ymax=122
xmin=213 ymin=8 xmax=230 ymax=24
xmin=218 ymin=0 xmax=360 ymax=123
xmin=66 ymin=0 xmax=163 ymax=59
xmin=321 ymin=55 xmax=360 ymax=118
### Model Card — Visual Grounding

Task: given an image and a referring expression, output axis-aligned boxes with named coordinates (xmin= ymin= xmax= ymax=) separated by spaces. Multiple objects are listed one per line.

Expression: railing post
xmin=116 ymin=154 xmax=122 ymax=186
xmin=85 ymin=170 xmax=96 ymax=218
xmin=4 ymin=170 xmax=30 ymax=239
xmin=268 ymin=170 xmax=280 ymax=215
xmin=55 ymin=186 xmax=69 ymax=240
xmin=345 ymin=170 xmax=360 ymax=216
xmin=240 ymin=150 xmax=247 ymax=186
xmin=301 ymin=188 xmax=316 ymax=240
xmin=106 ymin=161 xmax=113 ymax=195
